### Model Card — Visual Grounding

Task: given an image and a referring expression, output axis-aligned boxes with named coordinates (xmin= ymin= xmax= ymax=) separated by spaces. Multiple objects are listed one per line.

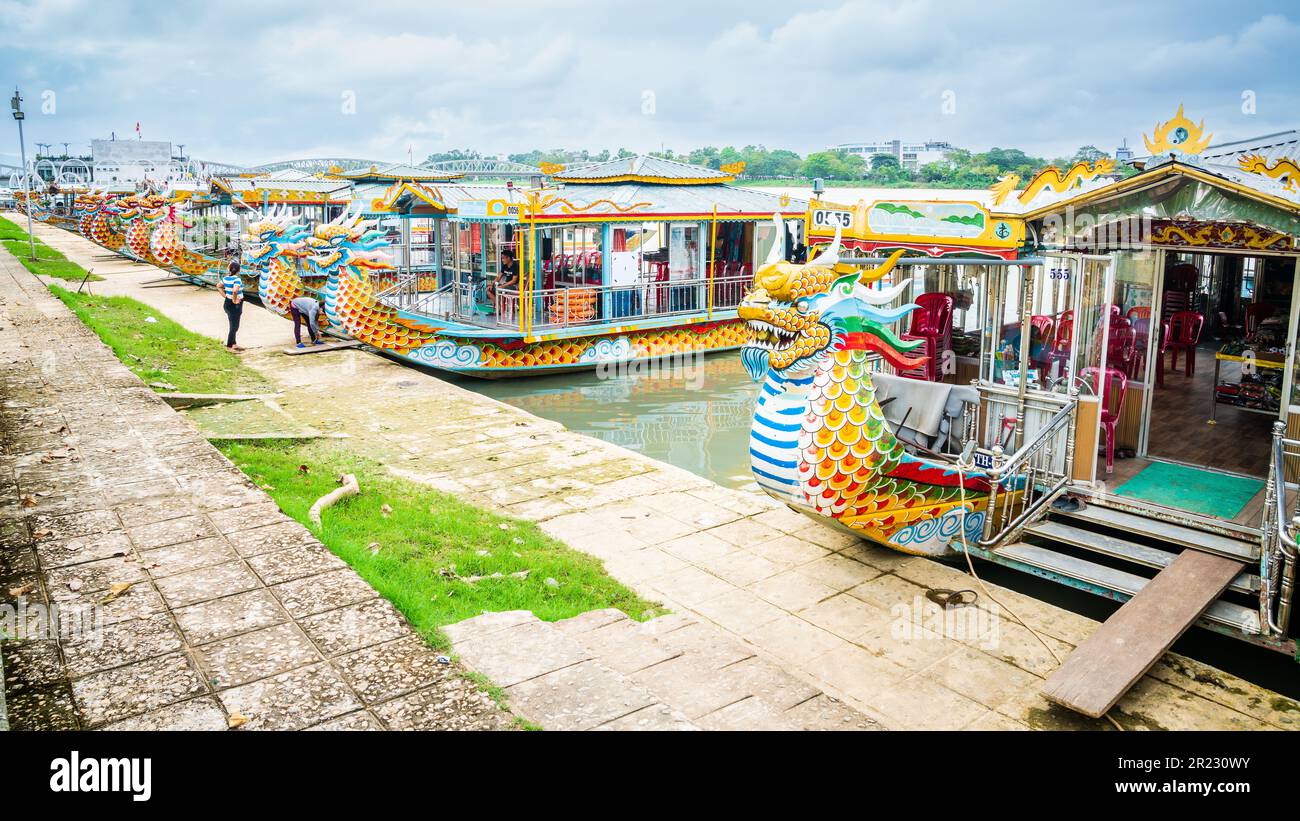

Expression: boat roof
xmin=549 ymin=154 xmax=735 ymax=185
xmin=348 ymin=176 xmax=808 ymax=222
xmin=990 ymin=112 xmax=1300 ymax=221
xmin=1011 ymin=154 xmax=1300 ymax=223
xmin=210 ymin=175 xmax=352 ymax=206
xmin=348 ymin=181 xmax=520 ymax=216
xmin=525 ymin=182 xmax=807 ymax=221
xmin=1141 ymin=129 xmax=1300 ymax=170
xmin=332 ymin=162 xmax=463 ymax=182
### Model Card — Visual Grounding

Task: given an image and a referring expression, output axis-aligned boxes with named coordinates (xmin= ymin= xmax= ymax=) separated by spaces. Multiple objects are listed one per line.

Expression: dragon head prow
xmin=738 ymin=214 xmax=926 ymax=381
xmin=243 ymin=205 xmax=310 ymax=264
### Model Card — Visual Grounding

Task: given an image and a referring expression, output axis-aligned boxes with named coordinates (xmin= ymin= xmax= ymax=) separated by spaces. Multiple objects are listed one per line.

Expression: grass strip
xmin=216 ymin=438 xmax=664 ymax=652
xmin=48 ymin=285 xmax=272 ymax=394
xmin=0 ymin=216 xmax=103 ymax=281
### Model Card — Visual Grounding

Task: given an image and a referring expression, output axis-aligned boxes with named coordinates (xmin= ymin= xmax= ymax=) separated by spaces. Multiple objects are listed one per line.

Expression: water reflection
xmin=452 ymin=354 xmax=760 ymax=489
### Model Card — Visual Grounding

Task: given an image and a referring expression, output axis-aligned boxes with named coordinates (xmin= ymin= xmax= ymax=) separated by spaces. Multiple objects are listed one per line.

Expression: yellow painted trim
xmin=1017 ymin=162 xmax=1300 ymax=221
xmin=527 ymin=212 xmax=793 ymax=224
xmin=708 ymin=205 xmax=718 ymax=320
xmin=549 ymin=173 xmax=735 ymax=185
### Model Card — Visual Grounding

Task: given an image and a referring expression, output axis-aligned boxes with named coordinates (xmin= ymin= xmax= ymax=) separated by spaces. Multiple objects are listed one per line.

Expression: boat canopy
xmin=549 ymin=154 xmax=736 ymax=185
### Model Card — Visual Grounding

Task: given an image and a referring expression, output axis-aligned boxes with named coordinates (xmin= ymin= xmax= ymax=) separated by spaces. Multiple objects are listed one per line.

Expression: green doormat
xmin=1113 ymin=461 xmax=1264 ymax=520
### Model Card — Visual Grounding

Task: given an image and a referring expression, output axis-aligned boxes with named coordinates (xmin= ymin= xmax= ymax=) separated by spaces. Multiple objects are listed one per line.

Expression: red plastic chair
xmin=650 ymin=261 xmax=670 ymax=312
xmin=1028 ymin=315 xmax=1056 ymax=371
xmin=899 ymin=332 xmax=937 ymax=382
xmin=712 ymin=261 xmax=741 ymax=307
xmin=1153 ymin=318 xmax=1172 ymax=387
xmin=1107 ymin=316 xmax=1138 ymax=376
xmin=1126 ymin=306 xmax=1151 ymax=322
xmin=1082 ymin=366 xmax=1128 ymax=474
xmin=1245 ymin=302 xmax=1276 ymax=341
xmin=907 ymin=293 xmax=954 ymax=381
xmin=1046 ymin=309 xmax=1075 ymax=374
xmin=1166 ymin=310 xmax=1205 ymax=377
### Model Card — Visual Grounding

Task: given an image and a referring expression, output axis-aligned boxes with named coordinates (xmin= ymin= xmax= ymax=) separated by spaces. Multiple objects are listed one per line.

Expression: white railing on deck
xmin=1262 ymin=422 xmax=1298 ymax=637
xmin=411 ymin=274 xmax=750 ymax=330
xmin=975 ymin=395 xmax=1078 ymax=547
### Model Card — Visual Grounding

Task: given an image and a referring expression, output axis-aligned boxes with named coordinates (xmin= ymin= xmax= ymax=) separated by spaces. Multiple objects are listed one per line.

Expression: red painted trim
xmin=808 ymin=237 xmax=1019 ymax=260
xmin=530 ymin=210 xmax=804 ymax=222
xmin=885 ymin=460 xmax=991 ymax=493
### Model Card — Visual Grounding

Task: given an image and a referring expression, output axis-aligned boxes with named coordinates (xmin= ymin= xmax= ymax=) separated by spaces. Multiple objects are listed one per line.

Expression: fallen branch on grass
xmin=309 ymin=473 xmax=359 ymax=525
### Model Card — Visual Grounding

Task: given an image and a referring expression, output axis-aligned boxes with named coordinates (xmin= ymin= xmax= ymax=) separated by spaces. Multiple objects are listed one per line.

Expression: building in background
xmin=1114 ymin=138 xmax=1134 ymax=163
xmin=90 ymin=139 xmax=183 ymax=185
xmin=829 ymin=139 xmax=956 ymax=170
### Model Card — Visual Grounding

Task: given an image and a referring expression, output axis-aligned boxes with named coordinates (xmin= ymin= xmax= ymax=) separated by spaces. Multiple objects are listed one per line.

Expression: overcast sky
xmin=2 ymin=0 xmax=1297 ymax=167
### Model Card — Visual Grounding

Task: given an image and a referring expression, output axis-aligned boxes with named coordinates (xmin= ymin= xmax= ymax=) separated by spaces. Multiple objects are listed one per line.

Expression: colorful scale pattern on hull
xmin=473 ymin=321 xmax=748 ymax=370
xmin=26 ymin=190 xmax=745 ymax=376
xmin=740 ymin=233 xmax=998 ymax=558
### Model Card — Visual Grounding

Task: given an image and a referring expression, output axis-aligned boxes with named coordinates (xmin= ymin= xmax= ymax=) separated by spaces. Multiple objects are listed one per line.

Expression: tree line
xmin=424 ymin=144 xmax=1133 ymax=188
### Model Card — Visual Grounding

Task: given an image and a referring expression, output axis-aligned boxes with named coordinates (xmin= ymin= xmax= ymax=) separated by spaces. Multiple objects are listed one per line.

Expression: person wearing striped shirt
xmin=222 ymin=261 xmax=245 ymax=351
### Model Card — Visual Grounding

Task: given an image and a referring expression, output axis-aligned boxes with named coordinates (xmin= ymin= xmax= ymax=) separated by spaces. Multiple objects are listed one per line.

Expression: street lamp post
xmin=10 ymin=88 xmax=37 ymax=261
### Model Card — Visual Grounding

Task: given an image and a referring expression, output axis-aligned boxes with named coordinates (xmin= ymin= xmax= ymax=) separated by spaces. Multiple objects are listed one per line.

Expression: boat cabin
xmin=371 ymin=155 xmax=807 ymax=334
xmin=805 ymin=109 xmax=1300 ymax=655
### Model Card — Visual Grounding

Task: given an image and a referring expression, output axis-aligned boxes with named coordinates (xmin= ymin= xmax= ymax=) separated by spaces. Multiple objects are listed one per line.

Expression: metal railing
xmin=1261 ymin=421 xmax=1298 ymax=637
xmin=405 ymin=274 xmax=751 ymax=330
xmin=976 ymin=399 xmax=1078 ymax=547
xmin=403 ymin=282 xmax=458 ymax=317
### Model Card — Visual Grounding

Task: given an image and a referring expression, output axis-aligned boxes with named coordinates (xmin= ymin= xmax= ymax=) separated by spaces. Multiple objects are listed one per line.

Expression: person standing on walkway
xmin=289 ymin=295 xmax=325 ymax=348
xmin=222 ymin=261 xmax=245 ymax=351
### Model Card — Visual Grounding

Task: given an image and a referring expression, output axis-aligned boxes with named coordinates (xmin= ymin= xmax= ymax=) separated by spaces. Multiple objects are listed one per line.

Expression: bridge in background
xmin=425 ymin=158 xmax=542 ymax=178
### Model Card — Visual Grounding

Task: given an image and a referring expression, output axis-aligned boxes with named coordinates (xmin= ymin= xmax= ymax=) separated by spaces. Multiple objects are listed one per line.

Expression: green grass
xmin=0 ymin=216 xmax=103 ymax=281
xmin=48 ymin=285 xmax=273 ymax=394
xmin=215 ymin=438 xmax=665 ymax=650
xmin=0 ymin=215 xmax=33 ymax=240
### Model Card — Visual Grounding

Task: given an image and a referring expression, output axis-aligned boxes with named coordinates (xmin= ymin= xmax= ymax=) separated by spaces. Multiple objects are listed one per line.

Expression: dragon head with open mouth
xmin=243 ymin=206 xmax=310 ymax=267
xmin=737 ymin=214 xmax=926 ymax=381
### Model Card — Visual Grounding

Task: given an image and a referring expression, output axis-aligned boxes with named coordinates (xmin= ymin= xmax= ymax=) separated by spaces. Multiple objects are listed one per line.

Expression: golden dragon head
xmin=738 ymin=215 xmax=923 ymax=379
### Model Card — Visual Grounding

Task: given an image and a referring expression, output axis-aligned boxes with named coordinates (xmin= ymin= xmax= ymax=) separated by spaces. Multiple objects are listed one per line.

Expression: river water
xmin=453 ymin=352 xmax=761 ymax=490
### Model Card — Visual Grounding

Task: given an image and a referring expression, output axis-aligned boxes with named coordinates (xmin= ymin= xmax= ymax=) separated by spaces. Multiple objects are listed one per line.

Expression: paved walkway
xmin=13 ymin=217 xmax=1300 ymax=730
xmin=0 ymin=244 xmax=512 ymax=730
xmin=448 ymin=609 xmax=878 ymax=730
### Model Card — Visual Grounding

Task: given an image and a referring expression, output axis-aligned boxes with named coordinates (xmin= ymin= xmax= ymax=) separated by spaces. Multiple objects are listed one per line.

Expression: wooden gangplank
xmin=282 ymin=340 xmax=360 ymax=356
xmin=1040 ymin=549 xmax=1245 ymax=718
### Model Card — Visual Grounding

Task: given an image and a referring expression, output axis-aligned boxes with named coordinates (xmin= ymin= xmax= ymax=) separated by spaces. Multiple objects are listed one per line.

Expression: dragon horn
xmin=764 ymin=212 xmax=785 ymax=265
xmin=808 ymin=223 xmax=842 ymax=267
xmin=857 ymin=249 xmax=907 ymax=285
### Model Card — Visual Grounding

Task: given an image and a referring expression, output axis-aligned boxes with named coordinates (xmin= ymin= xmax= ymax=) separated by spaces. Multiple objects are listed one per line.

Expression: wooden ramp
xmin=1041 ymin=549 xmax=1244 ymax=718
xmin=282 ymin=340 xmax=361 ymax=356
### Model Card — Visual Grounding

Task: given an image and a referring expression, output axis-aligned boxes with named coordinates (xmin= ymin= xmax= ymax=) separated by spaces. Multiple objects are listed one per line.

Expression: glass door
xmin=1041 ymin=252 xmax=1116 ymax=484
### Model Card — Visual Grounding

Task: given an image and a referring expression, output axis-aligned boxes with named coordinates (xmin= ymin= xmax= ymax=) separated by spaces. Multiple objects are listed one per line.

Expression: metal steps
xmin=991 ymin=542 xmax=1259 ymax=635
xmin=1052 ymin=503 xmax=1259 ymax=561
xmin=1022 ymin=519 xmax=1260 ymax=595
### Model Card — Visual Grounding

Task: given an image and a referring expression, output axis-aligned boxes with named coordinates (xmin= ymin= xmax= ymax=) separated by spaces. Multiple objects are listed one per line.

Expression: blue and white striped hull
xmin=749 ymin=371 xmax=812 ymax=506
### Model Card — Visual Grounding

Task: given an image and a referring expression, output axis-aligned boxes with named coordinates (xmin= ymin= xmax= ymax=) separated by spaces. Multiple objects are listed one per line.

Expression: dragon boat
xmin=738 ymin=221 xmax=1002 ymax=557
xmin=734 ymin=107 xmax=1300 ymax=664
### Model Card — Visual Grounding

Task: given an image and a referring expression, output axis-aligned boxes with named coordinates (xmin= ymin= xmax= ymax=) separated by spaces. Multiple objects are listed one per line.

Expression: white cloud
xmin=0 ymin=0 xmax=1296 ymax=166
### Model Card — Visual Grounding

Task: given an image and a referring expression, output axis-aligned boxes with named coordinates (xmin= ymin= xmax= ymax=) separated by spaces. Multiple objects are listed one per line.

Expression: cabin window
xmin=408 ymin=217 xmax=437 ymax=271
xmin=538 ymin=224 xmax=602 ymax=288
xmin=668 ymin=224 xmax=701 ymax=280
xmin=439 ymin=221 xmax=456 ymax=286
